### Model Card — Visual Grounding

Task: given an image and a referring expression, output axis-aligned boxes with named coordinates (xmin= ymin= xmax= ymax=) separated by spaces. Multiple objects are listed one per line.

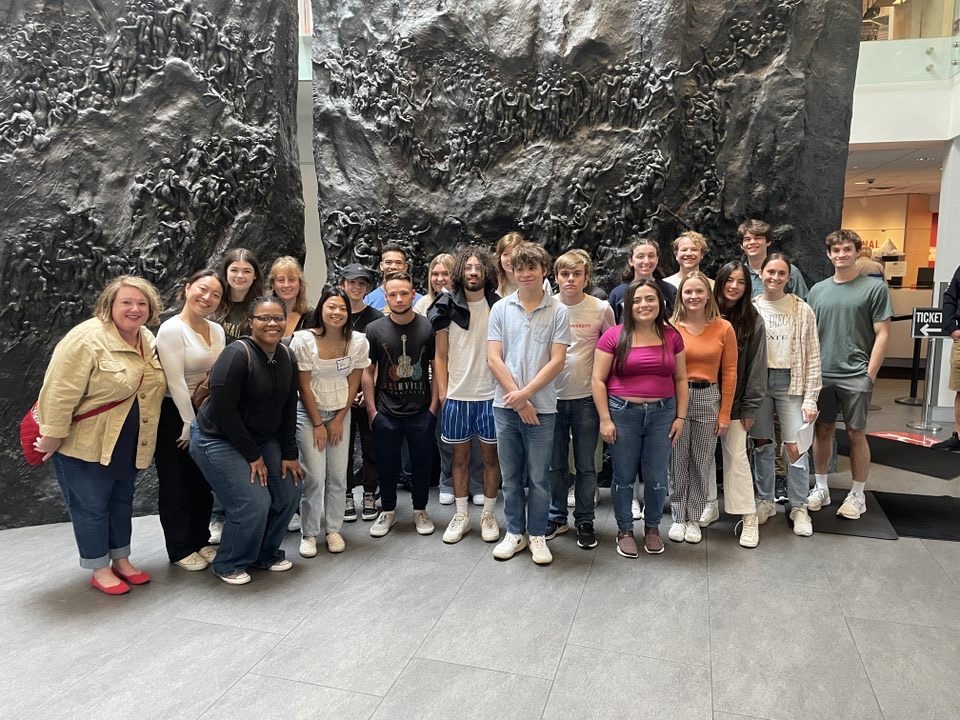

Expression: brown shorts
xmin=950 ymin=340 xmax=960 ymax=392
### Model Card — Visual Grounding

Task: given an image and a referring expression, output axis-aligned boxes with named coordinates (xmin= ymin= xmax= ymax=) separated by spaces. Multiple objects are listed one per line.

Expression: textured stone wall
xmin=0 ymin=0 xmax=302 ymax=529
xmin=312 ymin=0 xmax=859 ymax=288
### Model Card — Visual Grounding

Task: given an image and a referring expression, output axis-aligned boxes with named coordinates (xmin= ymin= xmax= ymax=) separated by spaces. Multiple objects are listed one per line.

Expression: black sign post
xmin=907 ymin=307 xmax=946 ymax=432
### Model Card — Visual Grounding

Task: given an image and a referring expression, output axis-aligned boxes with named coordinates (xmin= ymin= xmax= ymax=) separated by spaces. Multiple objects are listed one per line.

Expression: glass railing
xmin=857 ymin=36 xmax=957 ymax=82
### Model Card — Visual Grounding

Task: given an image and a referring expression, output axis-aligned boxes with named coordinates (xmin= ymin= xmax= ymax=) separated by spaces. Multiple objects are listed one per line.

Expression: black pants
xmin=155 ymin=397 xmax=213 ymax=562
xmin=347 ymin=403 xmax=378 ymax=494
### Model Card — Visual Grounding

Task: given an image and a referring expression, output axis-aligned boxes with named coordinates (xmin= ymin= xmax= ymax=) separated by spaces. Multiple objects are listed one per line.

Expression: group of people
xmin=36 ymin=218 xmax=910 ymax=591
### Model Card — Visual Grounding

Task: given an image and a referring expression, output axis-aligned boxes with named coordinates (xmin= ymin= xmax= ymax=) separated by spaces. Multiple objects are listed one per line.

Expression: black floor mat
xmin=872 ymin=491 xmax=960 ymax=542
xmin=810 ymin=489 xmax=898 ymax=540
xmin=836 ymin=429 xmax=960 ymax=480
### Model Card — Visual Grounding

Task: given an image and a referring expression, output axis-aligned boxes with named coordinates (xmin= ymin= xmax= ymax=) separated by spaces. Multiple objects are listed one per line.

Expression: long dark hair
xmin=177 ymin=268 xmax=225 ymax=313
xmin=452 ymin=245 xmax=498 ymax=294
xmin=308 ymin=287 xmax=353 ymax=341
xmin=218 ymin=248 xmax=264 ymax=316
xmin=714 ymin=261 xmax=758 ymax=349
xmin=614 ymin=278 xmax=668 ymax=374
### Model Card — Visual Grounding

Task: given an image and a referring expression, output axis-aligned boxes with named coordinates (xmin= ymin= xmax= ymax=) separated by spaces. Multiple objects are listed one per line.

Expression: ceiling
xmin=844 ymin=142 xmax=946 ymax=197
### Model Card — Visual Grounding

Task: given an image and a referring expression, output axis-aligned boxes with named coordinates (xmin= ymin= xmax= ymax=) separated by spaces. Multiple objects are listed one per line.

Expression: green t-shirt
xmin=807 ymin=275 xmax=893 ymax=377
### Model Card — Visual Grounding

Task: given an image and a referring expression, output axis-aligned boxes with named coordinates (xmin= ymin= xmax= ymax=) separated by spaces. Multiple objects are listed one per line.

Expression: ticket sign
xmin=910 ymin=307 xmax=949 ymax=338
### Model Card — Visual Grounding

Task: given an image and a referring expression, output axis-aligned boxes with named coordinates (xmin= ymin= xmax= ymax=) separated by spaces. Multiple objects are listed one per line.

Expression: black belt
xmin=688 ymin=380 xmax=713 ymax=388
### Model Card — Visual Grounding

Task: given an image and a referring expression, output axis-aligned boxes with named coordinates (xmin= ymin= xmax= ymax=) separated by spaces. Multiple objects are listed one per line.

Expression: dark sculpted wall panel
xmin=313 ymin=0 xmax=859 ymax=287
xmin=0 ymin=0 xmax=302 ymax=529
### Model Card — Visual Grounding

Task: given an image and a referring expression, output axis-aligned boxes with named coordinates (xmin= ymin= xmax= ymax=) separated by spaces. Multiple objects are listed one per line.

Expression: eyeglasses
xmin=251 ymin=315 xmax=286 ymax=324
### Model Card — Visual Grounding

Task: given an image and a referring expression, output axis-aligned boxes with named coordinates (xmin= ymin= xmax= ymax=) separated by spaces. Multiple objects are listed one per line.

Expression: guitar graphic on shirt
xmin=396 ymin=334 xmax=414 ymax=378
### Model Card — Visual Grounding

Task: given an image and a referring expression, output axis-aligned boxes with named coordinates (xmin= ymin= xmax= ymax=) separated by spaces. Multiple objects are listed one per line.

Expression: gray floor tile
xmin=416 ymin=550 xmax=591 ymax=679
xmin=713 ymin=713 xmax=769 ymax=720
xmin=363 ymin=505 xmax=493 ymax=567
xmin=706 ymin=512 xmax=830 ymax=588
xmin=197 ymin=673 xmax=380 ymax=720
xmin=32 ymin=618 xmax=280 ymax=720
xmin=848 ymin=617 xmax=960 ymax=720
xmin=542 ymin=643 xmax=711 ymax=720
xmin=253 ymin=554 xmax=469 ymax=695
xmin=567 ymin=518 xmax=709 ymax=667
xmin=816 ymin=533 xmax=960 ymax=629
xmin=370 ymin=658 xmax=551 ymax=720
xmin=920 ymin=537 xmax=960 ymax=588
xmin=709 ymin=575 xmax=882 ymax=720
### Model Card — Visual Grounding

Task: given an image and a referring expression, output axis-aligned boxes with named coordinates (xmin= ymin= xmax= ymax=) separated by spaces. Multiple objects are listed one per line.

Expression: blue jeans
xmin=189 ymin=424 xmax=302 ymax=576
xmin=607 ymin=396 xmax=675 ymax=532
xmin=548 ymin=398 xmax=599 ymax=525
xmin=751 ymin=369 xmax=808 ymax=509
xmin=371 ymin=409 xmax=435 ymax=511
xmin=494 ymin=407 xmax=555 ymax=536
xmin=52 ymin=454 xmax=136 ymax=569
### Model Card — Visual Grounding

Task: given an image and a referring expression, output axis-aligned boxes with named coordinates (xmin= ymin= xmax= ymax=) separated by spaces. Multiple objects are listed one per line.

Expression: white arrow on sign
xmin=920 ymin=323 xmax=933 ymax=336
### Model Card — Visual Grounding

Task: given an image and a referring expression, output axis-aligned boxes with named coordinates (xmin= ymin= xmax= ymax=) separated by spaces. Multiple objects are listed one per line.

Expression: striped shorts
xmin=441 ymin=399 xmax=497 ymax=444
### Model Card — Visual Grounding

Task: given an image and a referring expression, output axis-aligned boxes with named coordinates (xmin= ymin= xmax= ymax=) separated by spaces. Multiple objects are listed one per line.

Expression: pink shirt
xmin=596 ymin=325 xmax=684 ymax=398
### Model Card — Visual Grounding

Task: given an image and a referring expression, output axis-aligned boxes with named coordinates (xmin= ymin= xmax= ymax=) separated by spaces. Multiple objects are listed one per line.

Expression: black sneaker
xmin=576 ymin=521 xmax=598 ymax=549
xmin=931 ymin=432 xmax=960 ymax=451
xmin=774 ymin=475 xmax=788 ymax=504
xmin=544 ymin=520 xmax=569 ymax=540
xmin=361 ymin=492 xmax=379 ymax=521
xmin=344 ymin=496 xmax=357 ymax=522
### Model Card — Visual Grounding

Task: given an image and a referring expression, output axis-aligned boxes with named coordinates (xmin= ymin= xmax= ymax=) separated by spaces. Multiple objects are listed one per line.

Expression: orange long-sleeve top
xmin=676 ymin=318 xmax=738 ymax=424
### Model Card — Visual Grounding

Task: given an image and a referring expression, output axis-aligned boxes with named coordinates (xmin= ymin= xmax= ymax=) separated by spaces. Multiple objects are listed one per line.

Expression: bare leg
xmin=480 ymin=441 xmax=501 ymax=497
xmin=846 ymin=427 xmax=871 ymax=484
xmin=813 ymin=422 xmax=835 ymax=475
xmin=451 ymin=441 xmax=471 ymax=498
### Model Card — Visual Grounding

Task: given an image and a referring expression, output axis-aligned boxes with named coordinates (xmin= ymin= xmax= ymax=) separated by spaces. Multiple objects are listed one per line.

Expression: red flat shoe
xmin=112 ymin=568 xmax=151 ymax=585
xmin=91 ymin=575 xmax=130 ymax=595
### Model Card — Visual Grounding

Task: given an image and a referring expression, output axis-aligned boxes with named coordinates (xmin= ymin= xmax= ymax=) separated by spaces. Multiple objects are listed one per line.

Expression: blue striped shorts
xmin=441 ymin=399 xmax=497 ymax=444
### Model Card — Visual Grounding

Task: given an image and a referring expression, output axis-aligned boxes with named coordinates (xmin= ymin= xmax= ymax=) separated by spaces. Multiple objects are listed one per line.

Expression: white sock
xmin=455 ymin=497 xmax=468 ymax=515
xmin=815 ymin=474 xmax=829 ymax=492
xmin=483 ymin=496 xmax=496 ymax=514
xmin=850 ymin=481 xmax=866 ymax=497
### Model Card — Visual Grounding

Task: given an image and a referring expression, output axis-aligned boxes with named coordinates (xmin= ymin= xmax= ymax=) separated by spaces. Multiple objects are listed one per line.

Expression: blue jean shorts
xmin=441 ymin=398 xmax=497 ymax=444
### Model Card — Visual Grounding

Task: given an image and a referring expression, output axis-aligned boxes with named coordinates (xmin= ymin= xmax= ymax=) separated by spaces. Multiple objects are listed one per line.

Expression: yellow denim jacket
xmin=37 ymin=318 xmax=167 ymax=468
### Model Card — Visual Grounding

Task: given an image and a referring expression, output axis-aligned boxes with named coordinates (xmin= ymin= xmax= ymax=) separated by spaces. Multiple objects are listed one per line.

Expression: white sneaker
xmin=198 ymin=545 xmax=217 ymax=563
xmin=837 ymin=492 xmax=866 ymax=520
xmin=698 ymin=500 xmax=720 ymax=527
xmin=631 ymin=499 xmax=643 ymax=521
xmin=472 ymin=493 xmax=485 ymax=506
xmin=299 ymin=536 xmax=318 ymax=558
xmin=756 ymin=499 xmax=777 ymax=525
xmin=567 ymin=487 xmax=576 ymax=508
xmin=439 ymin=491 xmax=455 ymax=505
xmin=480 ymin=511 xmax=500 ymax=542
xmin=174 ymin=552 xmax=209 ymax=571
xmin=326 ymin=532 xmax=345 ymax=553
xmin=807 ymin=486 xmax=831 ymax=511
xmin=287 ymin=512 xmax=301 ymax=532
xmin=208 ymin=520 xmax=224 ymax=545
xmin=684 ymin=521 xmax=702 ymax=544
xmin=790 ymin=506 xmax=814 ymax=536
xmin=528 ymin=535 xmax=553 ymax=565
xmin=413 ymin=510 xmax=435 ymax=535
xmin=668 ymin=522 xmax=686 ymax=542
xmin=218 ymin=570 xmax=251 ymax=585
xmin=738 ymin=513 xmax=759 ymax=548
xmin=269 ymin=558 xmax=293 ymax=572
xmin=443 ymin=512 xmax=470 ymax=544
xmin=370 ymin=510 xmax=396 ymax=537
xmin=493 ymin=532 xmax=528 ymax=560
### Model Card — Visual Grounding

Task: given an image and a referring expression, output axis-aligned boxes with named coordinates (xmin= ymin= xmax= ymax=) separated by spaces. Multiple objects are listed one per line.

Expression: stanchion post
xmin=895 ymin=336 xmax=924 ymax=406
xmin=907 ymin=337 xmax=943 ymax=432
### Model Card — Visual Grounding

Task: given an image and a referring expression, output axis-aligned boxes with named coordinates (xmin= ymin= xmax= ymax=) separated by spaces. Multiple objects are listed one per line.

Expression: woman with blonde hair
xmin=668 ymin=271 xmax=738 ymax=544
xmin=268 ymin=255 xmax=314 ymax=338
xmin=34 ymin=276 xmax=167 ymax=594
xmin=413 ymin=253 xmax=455 ymax=315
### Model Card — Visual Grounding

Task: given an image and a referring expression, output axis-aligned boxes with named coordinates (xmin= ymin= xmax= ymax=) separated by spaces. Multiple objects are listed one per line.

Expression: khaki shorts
xmin=950 ymin=340 xmax=960 ymax=392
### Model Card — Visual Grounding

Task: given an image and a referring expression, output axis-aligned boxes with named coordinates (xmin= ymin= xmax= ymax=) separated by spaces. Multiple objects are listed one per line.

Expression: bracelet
xmin=313 ymin=422 xmax=323 ymax=428
xmin=676 ymin=416 xmax=686 ymax=420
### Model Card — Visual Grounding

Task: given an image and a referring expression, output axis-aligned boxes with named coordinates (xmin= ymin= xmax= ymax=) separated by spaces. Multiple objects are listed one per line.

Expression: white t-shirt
xmin=754 ymin=294 xmax=795 ymax=369
xmin=554 ymin=295 xmax=615 ymax=400
xmin=290 ymin=330 xmax=371 ymax=411
xmin=445 ymin=299 xmax=495 ymax=401
xmin=156 ymin=315 xmax=226 ymax=426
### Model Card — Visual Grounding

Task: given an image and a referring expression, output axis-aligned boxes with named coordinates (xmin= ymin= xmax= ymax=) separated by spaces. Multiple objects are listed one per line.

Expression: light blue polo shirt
xmin=488 ymin=290 xmax=572 ymax=414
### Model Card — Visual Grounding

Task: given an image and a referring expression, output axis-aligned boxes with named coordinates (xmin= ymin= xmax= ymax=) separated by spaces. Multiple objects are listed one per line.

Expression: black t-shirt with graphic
xmin=366 ymin=314 xmax=434 ymax=417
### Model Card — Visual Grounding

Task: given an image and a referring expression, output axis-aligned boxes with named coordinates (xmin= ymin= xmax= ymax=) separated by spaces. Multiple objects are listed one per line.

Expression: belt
xmin=688 ymin=380 xmax=713 ymax=389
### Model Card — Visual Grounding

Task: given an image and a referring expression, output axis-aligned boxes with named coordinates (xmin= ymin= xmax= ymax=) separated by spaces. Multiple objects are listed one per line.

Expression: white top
xmin=754 ymin=294 xmax=795 ymax=369
xmin=445 ymin=299 xmax=495 ymax=401
xmin=290 ymin=330 xmax=371 ymax=411
xmin=555 ymin=295 xmax=615 ymax=399
xmin=156 ymin=315 xmax=226 ymax=436
xmin=664 ymin=272 xmax=714 ymax=289
xmin=413 ymin=294 xmax=435 ymax=316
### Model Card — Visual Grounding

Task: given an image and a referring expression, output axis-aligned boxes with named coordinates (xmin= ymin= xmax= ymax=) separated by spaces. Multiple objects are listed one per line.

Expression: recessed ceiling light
xmin=854 ymin=181 xmax=869 ymax=185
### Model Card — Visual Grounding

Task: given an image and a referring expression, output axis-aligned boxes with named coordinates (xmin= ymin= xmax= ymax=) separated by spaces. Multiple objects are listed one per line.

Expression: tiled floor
xmin=3 ymin=379 xmax=959 ymax=720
